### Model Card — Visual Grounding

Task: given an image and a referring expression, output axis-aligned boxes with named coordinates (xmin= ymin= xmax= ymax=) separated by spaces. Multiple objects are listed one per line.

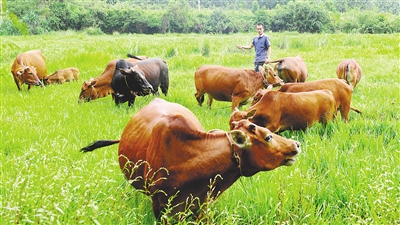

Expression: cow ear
xmin=89 ymin=80 xmax=97 ymax=87
xmin=230 ymin=130 xmax=250 ymax=148
xmin=246 ymin=109 xmax=257 ymax=119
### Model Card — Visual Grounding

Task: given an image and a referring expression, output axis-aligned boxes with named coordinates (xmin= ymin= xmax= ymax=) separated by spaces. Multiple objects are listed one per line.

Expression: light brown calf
xmin=43 ymin=67 xmax=80 ymax=85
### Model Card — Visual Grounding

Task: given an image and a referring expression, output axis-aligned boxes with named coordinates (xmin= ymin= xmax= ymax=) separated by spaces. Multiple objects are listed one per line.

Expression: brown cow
xmin=336 ymin=59 xmax=362 ymax=89
xmin=43 ymin=67 xmax=80 ymax=85
xmin=259 ymin=64 xmax=284 ymax=87
xmin=269 ymin=55 xmax=308 ymax=83
xmin=78 ymin=56 xmax=147 ymax=103
xmin=194 ymin=65 xmax=271 ymax=111
xmin=230 ymin=89 xmax=336 ymax=133
xmin=251 ymin=78 xmax=362 ymax=122
xmin=11 ymin=50 xmax=47 ymax=90
xmin=81 ymin=98 xmax=301 ymax=220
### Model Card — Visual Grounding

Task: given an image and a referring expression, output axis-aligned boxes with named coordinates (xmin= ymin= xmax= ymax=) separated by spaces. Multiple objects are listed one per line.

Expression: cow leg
xmin=207 ymin=94 xmax=214 ymax=109
xmin=161 ymin=85 xmax=168 ymax=96
xmin=339 ymin=104 xmax=350 ymax=123
xmin=128 ymin=96 xmax=136 ymax=107
xmin=13 ymin=78 xmax=22 ymax=91
xmin=231 ymin=96 xmax=241 ymax=111
xmin=114 ymin=98 xmax=119 ymax=106
xmin=151 ymin=196 xmax=163 ymax=221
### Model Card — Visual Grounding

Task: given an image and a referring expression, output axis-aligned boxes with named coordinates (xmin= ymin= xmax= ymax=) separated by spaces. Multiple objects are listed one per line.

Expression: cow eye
xmin=265 ymin=134 xmax=273 ymax=142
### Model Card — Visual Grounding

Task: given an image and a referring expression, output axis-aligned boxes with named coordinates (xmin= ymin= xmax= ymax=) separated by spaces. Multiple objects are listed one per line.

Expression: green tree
xmin=207 ymin=9 xmax=231 ymax=34
xmin=161 ymin=0 xmax=191 ymax=33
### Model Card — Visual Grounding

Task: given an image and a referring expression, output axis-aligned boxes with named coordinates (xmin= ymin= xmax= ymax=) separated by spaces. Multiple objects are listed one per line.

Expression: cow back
xmin=118 ymin=98 xmax=205 ymax=189
xmin=271 ymin=55 xmax=308 ymax=83
xmin=195 ymin=65 xmax=264 ymax=101
xmin=12 ymin=50 xmax=47 ymax=79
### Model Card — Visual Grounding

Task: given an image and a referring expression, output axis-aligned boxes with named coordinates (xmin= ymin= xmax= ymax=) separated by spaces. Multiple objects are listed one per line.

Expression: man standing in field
xmin=237 ymin=23 xmax=271 ymax=72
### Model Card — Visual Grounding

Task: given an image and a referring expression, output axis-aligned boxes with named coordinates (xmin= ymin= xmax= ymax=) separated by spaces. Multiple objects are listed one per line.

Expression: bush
xmin=84 ymin=27 xmax=105 ymax=35
xmin=0 ymin=19 xmax=22 ymax=35
xmin=208 ymin=9 xmax=231 ymax=34
xmin=271 ymin=2 xmax=330 ymax=33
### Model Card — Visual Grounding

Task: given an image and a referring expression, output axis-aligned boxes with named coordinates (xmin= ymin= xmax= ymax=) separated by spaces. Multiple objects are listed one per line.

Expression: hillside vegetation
xmin=1 ymin=0 xmax=399 ymax=35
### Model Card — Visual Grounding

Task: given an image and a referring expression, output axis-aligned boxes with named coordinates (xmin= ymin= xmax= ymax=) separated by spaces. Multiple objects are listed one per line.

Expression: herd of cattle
xmin=11 ymin=49 xmax=362 ymax=220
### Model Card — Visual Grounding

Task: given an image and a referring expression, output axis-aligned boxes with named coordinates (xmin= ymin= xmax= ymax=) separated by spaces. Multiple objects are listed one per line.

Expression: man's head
xmin=256 ymin=23 xmax=264 ymax=36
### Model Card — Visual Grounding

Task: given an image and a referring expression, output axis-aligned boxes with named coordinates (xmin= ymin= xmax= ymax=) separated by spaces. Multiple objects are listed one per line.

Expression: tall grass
xmin=1 ymin=31 xmax=399 ymax=224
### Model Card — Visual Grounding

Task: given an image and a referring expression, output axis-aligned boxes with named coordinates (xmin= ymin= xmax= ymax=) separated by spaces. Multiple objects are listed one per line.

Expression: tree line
xmin=1 ymin=0 xmax=399 ymax=35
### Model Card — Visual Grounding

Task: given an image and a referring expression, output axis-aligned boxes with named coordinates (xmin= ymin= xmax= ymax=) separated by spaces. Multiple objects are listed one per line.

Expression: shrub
xmin=0 ymin=19 xmax=22 ymax=35
xmin=271 ymin=2 xmax=330 ymax=33
xmin=84 ymin=27 xmax=105 ymax=35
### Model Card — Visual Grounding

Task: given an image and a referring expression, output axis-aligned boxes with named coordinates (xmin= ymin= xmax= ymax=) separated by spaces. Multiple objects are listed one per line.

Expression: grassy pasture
xmin=1 ymin=32 xmax=399 ymax=224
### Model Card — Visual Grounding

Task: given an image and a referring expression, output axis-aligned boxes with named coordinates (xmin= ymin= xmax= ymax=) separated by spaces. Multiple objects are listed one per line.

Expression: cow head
xmin=16 ymin=66 xmax=42 ymax=87
xmin=119 ymin=65 xmax=153 ymax=96
xmin=42 ymin=75 xmax=56 ymax=85
xmin=262 ymin=64 xmax=284 ymax=87
xmin=250 ymin=89 xmax=266 ymax=106
xmin=230 ymin=119 xmax=300 ymax=175
xmin=249 ymin=86 xmax=273 ymax=106
xmin=78 ymin=79 xmax=98 ymax=103
xmin=229 ymin=107 xmax=258 ymax=130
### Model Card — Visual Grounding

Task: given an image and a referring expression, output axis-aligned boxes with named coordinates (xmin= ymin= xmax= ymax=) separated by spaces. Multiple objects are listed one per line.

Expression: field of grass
xmin=1 ymin=31 xmax=399 ymax=224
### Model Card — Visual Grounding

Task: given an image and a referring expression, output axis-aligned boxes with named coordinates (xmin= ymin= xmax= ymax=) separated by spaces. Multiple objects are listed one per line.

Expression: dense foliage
xmin=1 ymin=0 xmax=399 ymax=35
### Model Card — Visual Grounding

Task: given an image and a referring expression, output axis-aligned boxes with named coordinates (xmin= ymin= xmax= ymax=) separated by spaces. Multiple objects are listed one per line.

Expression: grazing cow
xmin=43 ymin=67 xmax=80 ymax=85
xmin=78 ymin=56 xmax=169 ymax=103
xmin=269 ymin=55 xmax=308 ymax=83
xmin=78 ymin=56 xmax=147 ymax=103
xmin=194 ymin=65 xmax=270 ymax=111
xmin=251 ymin=79 xmax=362 ymax=122
xmin=336 ymin=59 xmax=362 ymax=89
xmin=11 ymin=50 xmax=47 ymax=90
xmin=81 ymin=98 xmax=301 ymax=220
xmin=111 ymin=59 xmax=154 ymax=106
xmin=230 ymin=89 xmax=336 ymax=132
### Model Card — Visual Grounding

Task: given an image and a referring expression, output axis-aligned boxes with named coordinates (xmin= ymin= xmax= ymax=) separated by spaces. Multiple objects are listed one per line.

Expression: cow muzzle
xmin=284 ymin=141 xmax=301 ymax=166
xmin=26 ymin=79 xmax=43 ymax=87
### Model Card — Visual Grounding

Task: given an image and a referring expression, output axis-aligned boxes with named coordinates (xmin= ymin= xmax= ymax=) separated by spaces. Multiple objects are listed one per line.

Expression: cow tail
xmin=81 ymin=140 xmax=120 ymax=152
xmin=350 ymin=107 xmax=362 ymax=114
xmin=126 ymin=53 xmax=143 ymax=60
xmin=344 ymin=64 xmax=350 ymax=84
xmin=161 ymin=65 xmax=169 ymax=96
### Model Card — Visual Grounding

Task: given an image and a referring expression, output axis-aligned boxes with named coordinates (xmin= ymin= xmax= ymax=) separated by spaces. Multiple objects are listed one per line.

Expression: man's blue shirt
xmin=252 ymin=34 xmax=271 ymax=63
